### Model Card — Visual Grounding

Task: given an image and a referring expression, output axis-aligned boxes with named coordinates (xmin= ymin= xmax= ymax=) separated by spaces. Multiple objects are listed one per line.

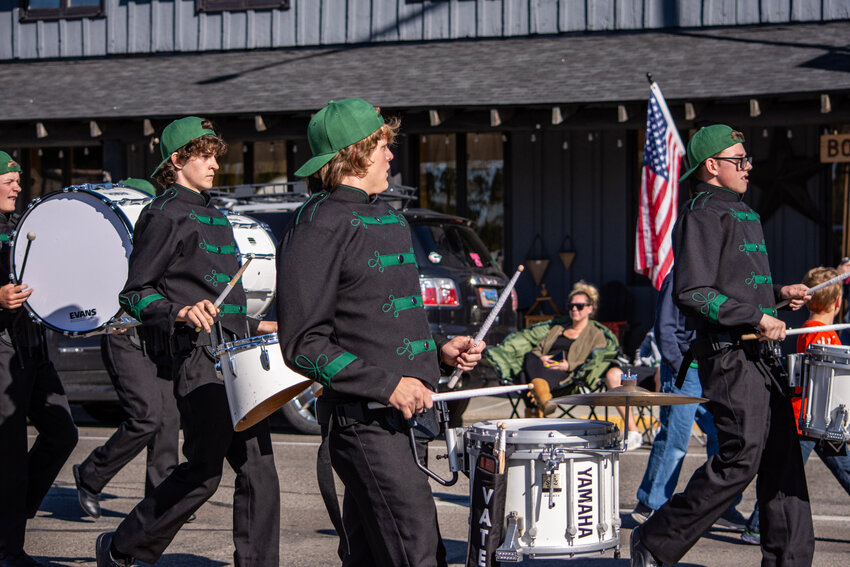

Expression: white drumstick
xmin=776 ymin=270 xmax=850 ymax=308
xmin=445 ymin=265 xmax=525 ymax=389
xmin=741 ymin=323 xmax=850 ymax=341
xmin=365 ymin=382 xmax=546 ymax=411
xmin=194 ymin=255 xmax=254 ymax=332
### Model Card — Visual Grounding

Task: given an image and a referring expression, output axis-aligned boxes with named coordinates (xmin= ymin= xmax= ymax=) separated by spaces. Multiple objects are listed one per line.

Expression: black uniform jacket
xmin=119 ymin=184 xmax=251 ymax=339
xmin=276 ymin=185 xmax=440 ymax=405
xmin=0 ymin=213 xmax=46 ymax=350
xmin=673 ymin=182 xmax=781 ymax=335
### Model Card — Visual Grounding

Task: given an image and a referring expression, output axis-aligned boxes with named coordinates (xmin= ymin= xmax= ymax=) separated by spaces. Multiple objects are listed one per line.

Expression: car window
xmin=410 ymin=223 xmax=494 ymax=269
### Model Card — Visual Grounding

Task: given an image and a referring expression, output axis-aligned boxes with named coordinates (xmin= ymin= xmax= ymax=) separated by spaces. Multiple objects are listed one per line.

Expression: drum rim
xmin=467 ymin=418 xmax=618 ymax=444
xmin=11 ymin=185 xmax=150 ymax=336
xmin=214 ymin=332 xmax=279 ymax=355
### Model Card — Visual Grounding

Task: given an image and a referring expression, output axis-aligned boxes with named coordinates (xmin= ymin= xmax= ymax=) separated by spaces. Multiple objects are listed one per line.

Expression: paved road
xmin=23 ymin=397 xmax=850 ymax=566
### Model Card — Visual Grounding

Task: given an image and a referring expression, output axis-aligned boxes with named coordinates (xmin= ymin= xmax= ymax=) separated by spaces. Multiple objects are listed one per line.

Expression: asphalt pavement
xmin=22 ymin=396 xmax=850 ymax=566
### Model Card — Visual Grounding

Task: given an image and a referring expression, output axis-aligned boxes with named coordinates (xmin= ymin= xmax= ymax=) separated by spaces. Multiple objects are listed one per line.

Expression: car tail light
xmin=419 ymin=277 xmax=460 ymax=307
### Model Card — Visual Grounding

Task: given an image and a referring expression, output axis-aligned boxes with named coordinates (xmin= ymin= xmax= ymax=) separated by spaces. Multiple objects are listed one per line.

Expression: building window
xmin=20 ymin=0 xmax=104 ymax=21
xmin=253 ymin=140 xmax=288 ymax=184
xmin=196 ymin=0 xmax=289 ymax=13
xmin=217 ymin=142 xmax=245 ymax=187
xmin=418 ymin=132 xmax=505 ymax=264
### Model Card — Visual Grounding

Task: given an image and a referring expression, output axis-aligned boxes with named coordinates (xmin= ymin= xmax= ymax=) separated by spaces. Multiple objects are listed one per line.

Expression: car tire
xmin=277 ymin=388 xmax=321 ymax=435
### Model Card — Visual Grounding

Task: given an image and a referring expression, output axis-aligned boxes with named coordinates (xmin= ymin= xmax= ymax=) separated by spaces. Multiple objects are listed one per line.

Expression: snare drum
xmin=466 ymin=418 xmax=620 ymax=560
xmin=11 ymin=184 xmax=151 ymax=335
xmin=799 ymin=344 xmax=850 ymax=441
xmin=214 ymin=333 xmax=311 ymax=431
xmin=226 ymin=213 xmax=277 ymax=318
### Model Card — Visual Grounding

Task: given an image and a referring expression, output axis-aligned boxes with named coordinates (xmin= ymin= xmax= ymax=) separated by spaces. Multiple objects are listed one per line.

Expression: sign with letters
xmin=820 ymin=134 xmax=850 ymax=163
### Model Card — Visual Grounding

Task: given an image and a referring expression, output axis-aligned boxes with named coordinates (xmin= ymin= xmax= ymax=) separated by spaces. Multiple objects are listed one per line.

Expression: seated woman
xmin=485 ymin=280 xmax=643 ymax=450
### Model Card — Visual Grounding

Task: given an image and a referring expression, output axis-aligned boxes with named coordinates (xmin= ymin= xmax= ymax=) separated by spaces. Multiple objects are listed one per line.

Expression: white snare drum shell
xmin=215 ymin=333 xmax=311 ymax=431
xmin=800 ymin=344 xmax=850 ymax=441
xmin=466 ymin=419 xmax=620 ymax=559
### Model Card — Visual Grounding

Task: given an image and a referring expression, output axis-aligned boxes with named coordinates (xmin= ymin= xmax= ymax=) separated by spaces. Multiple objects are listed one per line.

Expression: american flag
xmin=634 ymin=81 xmax=685 ymax=290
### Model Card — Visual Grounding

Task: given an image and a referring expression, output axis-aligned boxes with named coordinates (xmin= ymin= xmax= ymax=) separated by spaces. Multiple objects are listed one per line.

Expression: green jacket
xmin=484 ymin=318 xmax=619 ymax=394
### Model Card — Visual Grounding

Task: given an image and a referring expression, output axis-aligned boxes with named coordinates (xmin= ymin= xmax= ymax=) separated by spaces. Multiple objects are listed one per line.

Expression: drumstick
xmin=496 ymin=422 xmax=507 ymax=474
xmin=367 ymin=381 xmax=550 ymax=412
xmin=775 ymin=270 xmax=850 ymax=308
xmin=741 ymin=322 xmax=850 ymax=341
xmin=17 ymin=232 xmax=36 ymax=283
xmin=194 ymin=255 xmax=254 ymax=332
xmin=446 ymin=265 xmax=524 ymax=389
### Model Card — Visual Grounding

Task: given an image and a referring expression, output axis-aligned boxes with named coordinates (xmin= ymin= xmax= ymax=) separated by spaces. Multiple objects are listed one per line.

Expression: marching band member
xmin=631 ymin=125 xmax=814 ymax=567
xmin=0 ymin=151 xmax=78 ymax=567
xmin=277 ymin=98 xmax=483 ymax=567
xmin=73 ymin=178 xmax=181 ymax=519
xmin=95 ymin=119 xmax=279 ymax=567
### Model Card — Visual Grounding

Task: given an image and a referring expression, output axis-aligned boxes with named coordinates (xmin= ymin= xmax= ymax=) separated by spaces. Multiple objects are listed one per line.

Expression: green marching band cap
xmin=0 ymin=151 xmax=22 ymax=175
xmin=294 ymin=98 xmax=385 ymax=178
xmin=151 ymin=116 xmax=217 ymax=178
xmin=120 ymin=177 xmax=157 ymax=196
xmin=678 ymin=124 xmax=745 ymax=183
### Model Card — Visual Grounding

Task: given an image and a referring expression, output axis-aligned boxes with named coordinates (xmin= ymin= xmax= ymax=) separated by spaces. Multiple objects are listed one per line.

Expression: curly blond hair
xmin=803 ymin=266 xmax=841 ymax=314
xmin=567 ymin=280 xmax=600 ymax=317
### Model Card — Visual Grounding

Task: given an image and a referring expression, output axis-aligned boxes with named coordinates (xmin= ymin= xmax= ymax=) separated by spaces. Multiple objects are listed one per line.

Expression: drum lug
xmin=260 ymin=344 xmax=270 ymax=371
xmin=825 ymin=404 xmax=849 ymax=441
xmin=495 ymin=511 xmax=523 ymax=563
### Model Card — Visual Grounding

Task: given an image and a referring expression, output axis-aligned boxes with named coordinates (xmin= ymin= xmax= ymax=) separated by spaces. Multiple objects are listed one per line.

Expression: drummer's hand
xmin=0 ymin=283 xmax=32 ymax=310
xmin=441 ymin=336 xmax=485 ymax=372
xmin=540 ymin=354 xmax=569 ymax=371
xmin=758 ymin=313 xmax=786 ymax=341
xmin=780 ymin=284 xmax=810 ymax=311
xmin=257 ymin=320 xmax=277 ymax=334
xmin=176 ymin=300 xmax=218 ymax=332
xmin=388 ymin=376 xmax=433 ymax=420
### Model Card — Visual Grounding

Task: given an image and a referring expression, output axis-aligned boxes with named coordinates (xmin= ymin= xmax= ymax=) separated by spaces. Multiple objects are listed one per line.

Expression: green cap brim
xmin=678 ymin=162 xmax=700 ymax=183
xmin=294 ymin=152 xmax=339 ymax=178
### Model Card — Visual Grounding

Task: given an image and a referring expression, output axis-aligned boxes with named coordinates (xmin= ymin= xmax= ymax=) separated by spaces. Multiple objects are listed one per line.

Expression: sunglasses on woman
xmin=568 ymin=302 xmax=590 ymax=310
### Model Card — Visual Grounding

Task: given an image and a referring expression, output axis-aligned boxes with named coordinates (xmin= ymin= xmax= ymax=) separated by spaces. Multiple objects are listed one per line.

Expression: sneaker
xmin=626 ymin=430 xmax=643 ymax=452
xmin=631 ymin=501 xmax=654 ymax=524
xmin=741 ymin=529 xmax=760 ymax=545
xmin=714 ymin=507 xmax=747 ymax=531
xmin=629 ymin=526 xmax=661 ymax=567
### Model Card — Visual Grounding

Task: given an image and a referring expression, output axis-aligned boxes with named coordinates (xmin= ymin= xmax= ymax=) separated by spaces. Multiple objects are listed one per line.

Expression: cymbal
xmin=551 ymin=382 xmax=707 ymax=407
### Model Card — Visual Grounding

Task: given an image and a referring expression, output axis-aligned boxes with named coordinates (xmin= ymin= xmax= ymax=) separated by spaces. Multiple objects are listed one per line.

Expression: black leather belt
xmin=315 ymin=398 xmax=396 ymax=428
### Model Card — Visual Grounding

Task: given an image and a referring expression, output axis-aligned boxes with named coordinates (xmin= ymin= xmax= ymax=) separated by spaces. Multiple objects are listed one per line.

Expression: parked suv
xmin=51 ymin=183 xmax=517 ymax=433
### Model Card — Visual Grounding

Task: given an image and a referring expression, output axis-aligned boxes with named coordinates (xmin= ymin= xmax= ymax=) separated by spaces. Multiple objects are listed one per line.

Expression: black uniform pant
xmin=0 ymin=343 xmax=78 ymax=554
xmin=328 ymin=416 xmax=447 ymax=567
xmin=77 ymin=333 xmax=180 ymax=496
xmin=111 ymin=347 xmax=280 ymax=566
xmin=641 ymin=346 xmax=814 ymax=567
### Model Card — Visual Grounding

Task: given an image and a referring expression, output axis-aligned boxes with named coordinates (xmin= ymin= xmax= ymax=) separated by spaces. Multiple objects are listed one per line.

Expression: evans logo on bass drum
xmin=69 ymin=308 xmax=98 ymax=320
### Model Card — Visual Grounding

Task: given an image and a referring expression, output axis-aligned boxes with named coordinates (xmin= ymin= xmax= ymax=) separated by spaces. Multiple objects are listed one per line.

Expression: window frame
xmin=196 ymin=0 xmax=289 ymax=13
xmin=19 ymin=0 xmax=104 ymax=22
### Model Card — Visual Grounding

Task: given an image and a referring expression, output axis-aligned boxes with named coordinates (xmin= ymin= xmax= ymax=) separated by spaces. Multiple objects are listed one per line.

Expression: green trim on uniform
xmin=692 ymin=291 xmax=727 ymax=323
xmin=120 ymin=293 xmax=165 ymax=320
xmin=199 ymin=241 xmax=237 ymax=255
xmin=218 ymin=304 xmax=247 ymax=315
xmin=382 ymin=294 xmax=423 ymax=318
xmin=350 ymin=211 xmax=404 ymax=229
xmin=745 ymin=273 xmax=772 ymax=289
xmin=738 ymin=240 xmax=767 ymax=255
xmin=205 ymin=269 xmax=233 ymax=286
xmin=760 ymin=305 xmax=778 ymax=317
xmin=730 ymin=209 xmax=760 ymax=222
xmin=320 ymin=352 xmax=357 ymax=384
xmin=190 ymin=211 xmax=229 ymax=226
xmin=396 ymin=338 xmax=437 ymax=360
xmin=368 ymin=249 xmax=417 ymax=272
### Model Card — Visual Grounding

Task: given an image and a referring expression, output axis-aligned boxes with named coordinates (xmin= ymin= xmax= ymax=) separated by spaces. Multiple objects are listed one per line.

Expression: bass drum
xmin=226 ymin=213 xmax=277 ymax=318
xmin=11 ymin=184 xmax=151 ymax=335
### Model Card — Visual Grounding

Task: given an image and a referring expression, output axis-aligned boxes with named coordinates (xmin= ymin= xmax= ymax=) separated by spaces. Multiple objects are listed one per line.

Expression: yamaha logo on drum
xmin=69 ymin=308 xmax=97 ymax=320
